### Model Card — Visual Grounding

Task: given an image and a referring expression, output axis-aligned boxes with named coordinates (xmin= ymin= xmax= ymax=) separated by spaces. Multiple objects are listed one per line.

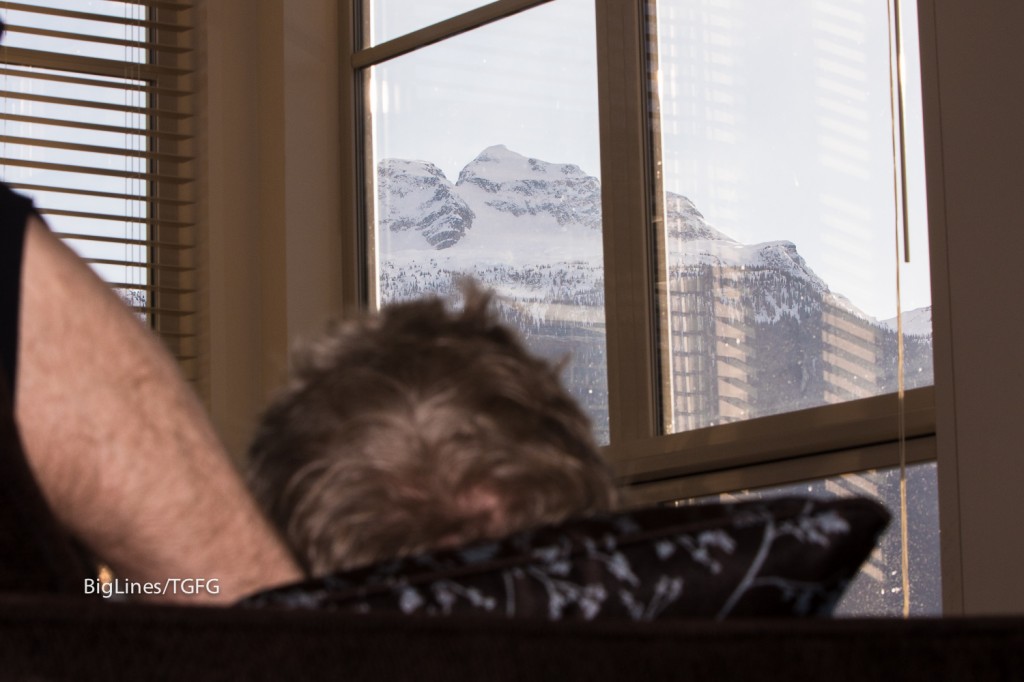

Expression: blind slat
xmin=0 ymin=66 xmax=189 ymax=97
xmin=110 ymin=282 xmax=196 ymax=294
xmin=8 ymin=182 xmax=192 ymax=206
xmin=0 ymin=134 xmax=192 ymax=164
xmin=4 ymin=24 xmax=191 ymax=55
xmin=0 ymin=89 xmax=189 ymax=120
xmin=0 ymin=2 xmax=187 ymax=33
xmin=0 ymin=46 xmax=189 ymax=78
xmin=0 ymin=112 xmax=189 ymax=141
xmin=86 ymin=257 xmax=193 ymax=273
xmin=51 ymin=231 xmax=194 ymax=250
xmin=128 ymin=1 xmax=193 ymax=10
xmin=39 ymin=208 xmax=193 ymax=229
xmin=0 ymin=157 xmax=190 ymax=184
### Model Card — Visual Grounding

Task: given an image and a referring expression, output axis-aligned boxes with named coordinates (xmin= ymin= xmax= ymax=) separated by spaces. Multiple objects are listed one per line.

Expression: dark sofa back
xmin=2 ymin=595 xmax=1023 ymax=681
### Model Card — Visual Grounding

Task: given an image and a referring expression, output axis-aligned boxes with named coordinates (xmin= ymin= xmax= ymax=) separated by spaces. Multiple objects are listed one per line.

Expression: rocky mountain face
xmin=376 ymin=146 xmax=933 ymax=438
xmin=377 ymin=159 xmax=474 ymax=249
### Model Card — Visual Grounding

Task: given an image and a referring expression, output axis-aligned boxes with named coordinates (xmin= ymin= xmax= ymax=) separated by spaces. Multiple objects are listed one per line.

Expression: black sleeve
xmin=0 ymin=182 xmax=32 ymax=403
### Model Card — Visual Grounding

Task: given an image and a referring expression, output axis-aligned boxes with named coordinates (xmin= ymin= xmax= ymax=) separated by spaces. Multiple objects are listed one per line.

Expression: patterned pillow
xmin=240 ymin=496 xmax=888 ymax=621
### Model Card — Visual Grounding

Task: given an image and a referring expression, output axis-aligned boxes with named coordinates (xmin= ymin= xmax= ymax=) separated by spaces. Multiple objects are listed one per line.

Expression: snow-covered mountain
xmin=882 ymin=306 xmax=933 ymax=337
xmin=457 ymin=144 xmax=602 ymax=232
xmin=375 ymin=145 xmax=934 ymax=436
xmin=378 ymin=145 xmax=602 ymax=267
xmin=377 ymin=159 xmax=474 ymax=250
xmin=378 ymin=145 xmax=605 ymax=319
xmin=662 ymin=189 xmax=868 ymax=323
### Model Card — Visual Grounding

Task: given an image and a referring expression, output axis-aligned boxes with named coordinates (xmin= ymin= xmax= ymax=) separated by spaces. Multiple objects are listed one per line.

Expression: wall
xmin=923 ymin=0 xmax=1024 ymax=615
xmin=197 ymin=0 xmax=344 ymax=460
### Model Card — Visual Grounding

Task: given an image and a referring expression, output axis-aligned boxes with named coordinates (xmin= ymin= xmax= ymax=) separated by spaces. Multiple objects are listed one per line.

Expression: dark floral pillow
xmin=240 ymin=496 xmax=888 ymax=621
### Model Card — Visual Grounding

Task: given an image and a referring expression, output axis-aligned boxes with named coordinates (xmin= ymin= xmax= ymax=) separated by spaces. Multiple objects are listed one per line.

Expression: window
xmin=651 ymin=0 xmax=933 ymax=433
xmin=365 ymin=0 xmax=609 ymax=439
xmin=681 ymin=462 xmax=941 ymax=616
xmin=343 ymin=0 xmax=936 ymax=615
xmin=0 ymin=0 xmax=196 ymax=381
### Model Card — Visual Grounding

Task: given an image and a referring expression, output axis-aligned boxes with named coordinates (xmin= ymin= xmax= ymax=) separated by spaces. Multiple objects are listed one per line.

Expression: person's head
xmin=248 ymin=283 xmax=616 ymax=576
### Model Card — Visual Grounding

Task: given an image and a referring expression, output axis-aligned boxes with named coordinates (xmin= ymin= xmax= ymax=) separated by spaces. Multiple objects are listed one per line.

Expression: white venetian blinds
xmin=0 ymin=0 xmax=196 ymax=380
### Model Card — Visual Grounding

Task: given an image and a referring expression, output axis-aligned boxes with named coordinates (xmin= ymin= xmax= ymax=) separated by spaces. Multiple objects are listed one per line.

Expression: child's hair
xmin=248 ymin=283 xmax=616 ymax=575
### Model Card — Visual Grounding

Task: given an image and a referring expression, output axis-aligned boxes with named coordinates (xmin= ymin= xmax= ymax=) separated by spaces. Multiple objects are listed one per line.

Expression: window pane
xmin=679 ymin=462 xmax=941 ymax=616
xmin=651 ymin=0 xmax=932 ymax=432
xmin=368 ymin=0 xmax=609 ymax=441
xmin=365 ymin=0 xmax=493 ymax=47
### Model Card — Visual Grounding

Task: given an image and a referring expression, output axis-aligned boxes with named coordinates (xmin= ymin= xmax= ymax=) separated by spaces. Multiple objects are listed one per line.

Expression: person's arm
xmin=14 ymin=218 xmax=301 ymax=604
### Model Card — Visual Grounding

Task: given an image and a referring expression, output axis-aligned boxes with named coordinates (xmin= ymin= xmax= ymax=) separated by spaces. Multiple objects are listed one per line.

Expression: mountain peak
xmin=458 ymin=145 xmax=590 ymax=187
xmin=475 ymin=144 xmax=518 ymax=161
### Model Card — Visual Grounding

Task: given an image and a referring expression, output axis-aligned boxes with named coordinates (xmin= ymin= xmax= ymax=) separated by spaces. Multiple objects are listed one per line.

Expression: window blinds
xmin=0 ymin=0 xmax=196 ymax=380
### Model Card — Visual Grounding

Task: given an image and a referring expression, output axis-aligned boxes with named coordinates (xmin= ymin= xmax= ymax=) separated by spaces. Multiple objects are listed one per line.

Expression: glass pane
xmin=679 ymin=462 xmax=941 ymax=616
xmin=651 ymin=0 xmax=932 ymax=432
xmin=368 ymin=0 xmax=609 ymax=441
xmin=365 ymin=0 xmax=492 ymax=47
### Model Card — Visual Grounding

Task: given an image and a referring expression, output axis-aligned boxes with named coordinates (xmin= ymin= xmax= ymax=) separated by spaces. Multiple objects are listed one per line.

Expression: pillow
xmin=240 ymin=496 xmax=888 ymax=621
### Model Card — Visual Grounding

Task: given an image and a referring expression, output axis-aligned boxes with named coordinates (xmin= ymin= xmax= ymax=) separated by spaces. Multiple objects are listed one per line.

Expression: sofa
xmin=4 ymin=491 xmax=1023 ymax=681
xmin=2 ymin=594 xmax=1023 ymax=681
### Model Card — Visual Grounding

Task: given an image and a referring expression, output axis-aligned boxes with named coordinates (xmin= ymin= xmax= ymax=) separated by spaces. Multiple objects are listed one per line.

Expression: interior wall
xmin=197 ymin=0 xmax=343 ymax=461
xmin=924 ymin=0 xmax=1024 ymax=615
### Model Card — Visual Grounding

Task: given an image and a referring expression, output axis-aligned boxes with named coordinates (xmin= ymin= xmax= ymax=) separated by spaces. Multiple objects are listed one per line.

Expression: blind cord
xmin=886 ymin=0 xmax=912 ymax=619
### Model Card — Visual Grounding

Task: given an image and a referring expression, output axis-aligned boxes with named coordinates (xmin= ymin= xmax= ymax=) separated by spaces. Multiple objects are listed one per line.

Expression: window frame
xmin=338 ymin=0 xmax=937 ymax=501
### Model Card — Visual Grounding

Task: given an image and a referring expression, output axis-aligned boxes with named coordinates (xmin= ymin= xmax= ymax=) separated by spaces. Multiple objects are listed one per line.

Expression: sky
xmin=368 ymin=0 xmax=931 ymax=322
xmin=370 ymin=0 xmax=601 ymax=183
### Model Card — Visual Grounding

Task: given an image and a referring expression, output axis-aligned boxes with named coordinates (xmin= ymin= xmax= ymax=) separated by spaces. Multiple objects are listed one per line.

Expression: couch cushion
xmin=241 ymin=496 xmax=888 ymax=620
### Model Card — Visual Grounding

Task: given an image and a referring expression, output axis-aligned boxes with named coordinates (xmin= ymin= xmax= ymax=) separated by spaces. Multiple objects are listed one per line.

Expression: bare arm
xmin=14 ymin=218 xmax=301 ymax=603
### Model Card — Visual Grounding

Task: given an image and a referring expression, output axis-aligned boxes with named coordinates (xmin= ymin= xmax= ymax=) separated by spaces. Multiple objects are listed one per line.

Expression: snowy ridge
xmin=882 ymin=306 xmax=933 ymax=337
